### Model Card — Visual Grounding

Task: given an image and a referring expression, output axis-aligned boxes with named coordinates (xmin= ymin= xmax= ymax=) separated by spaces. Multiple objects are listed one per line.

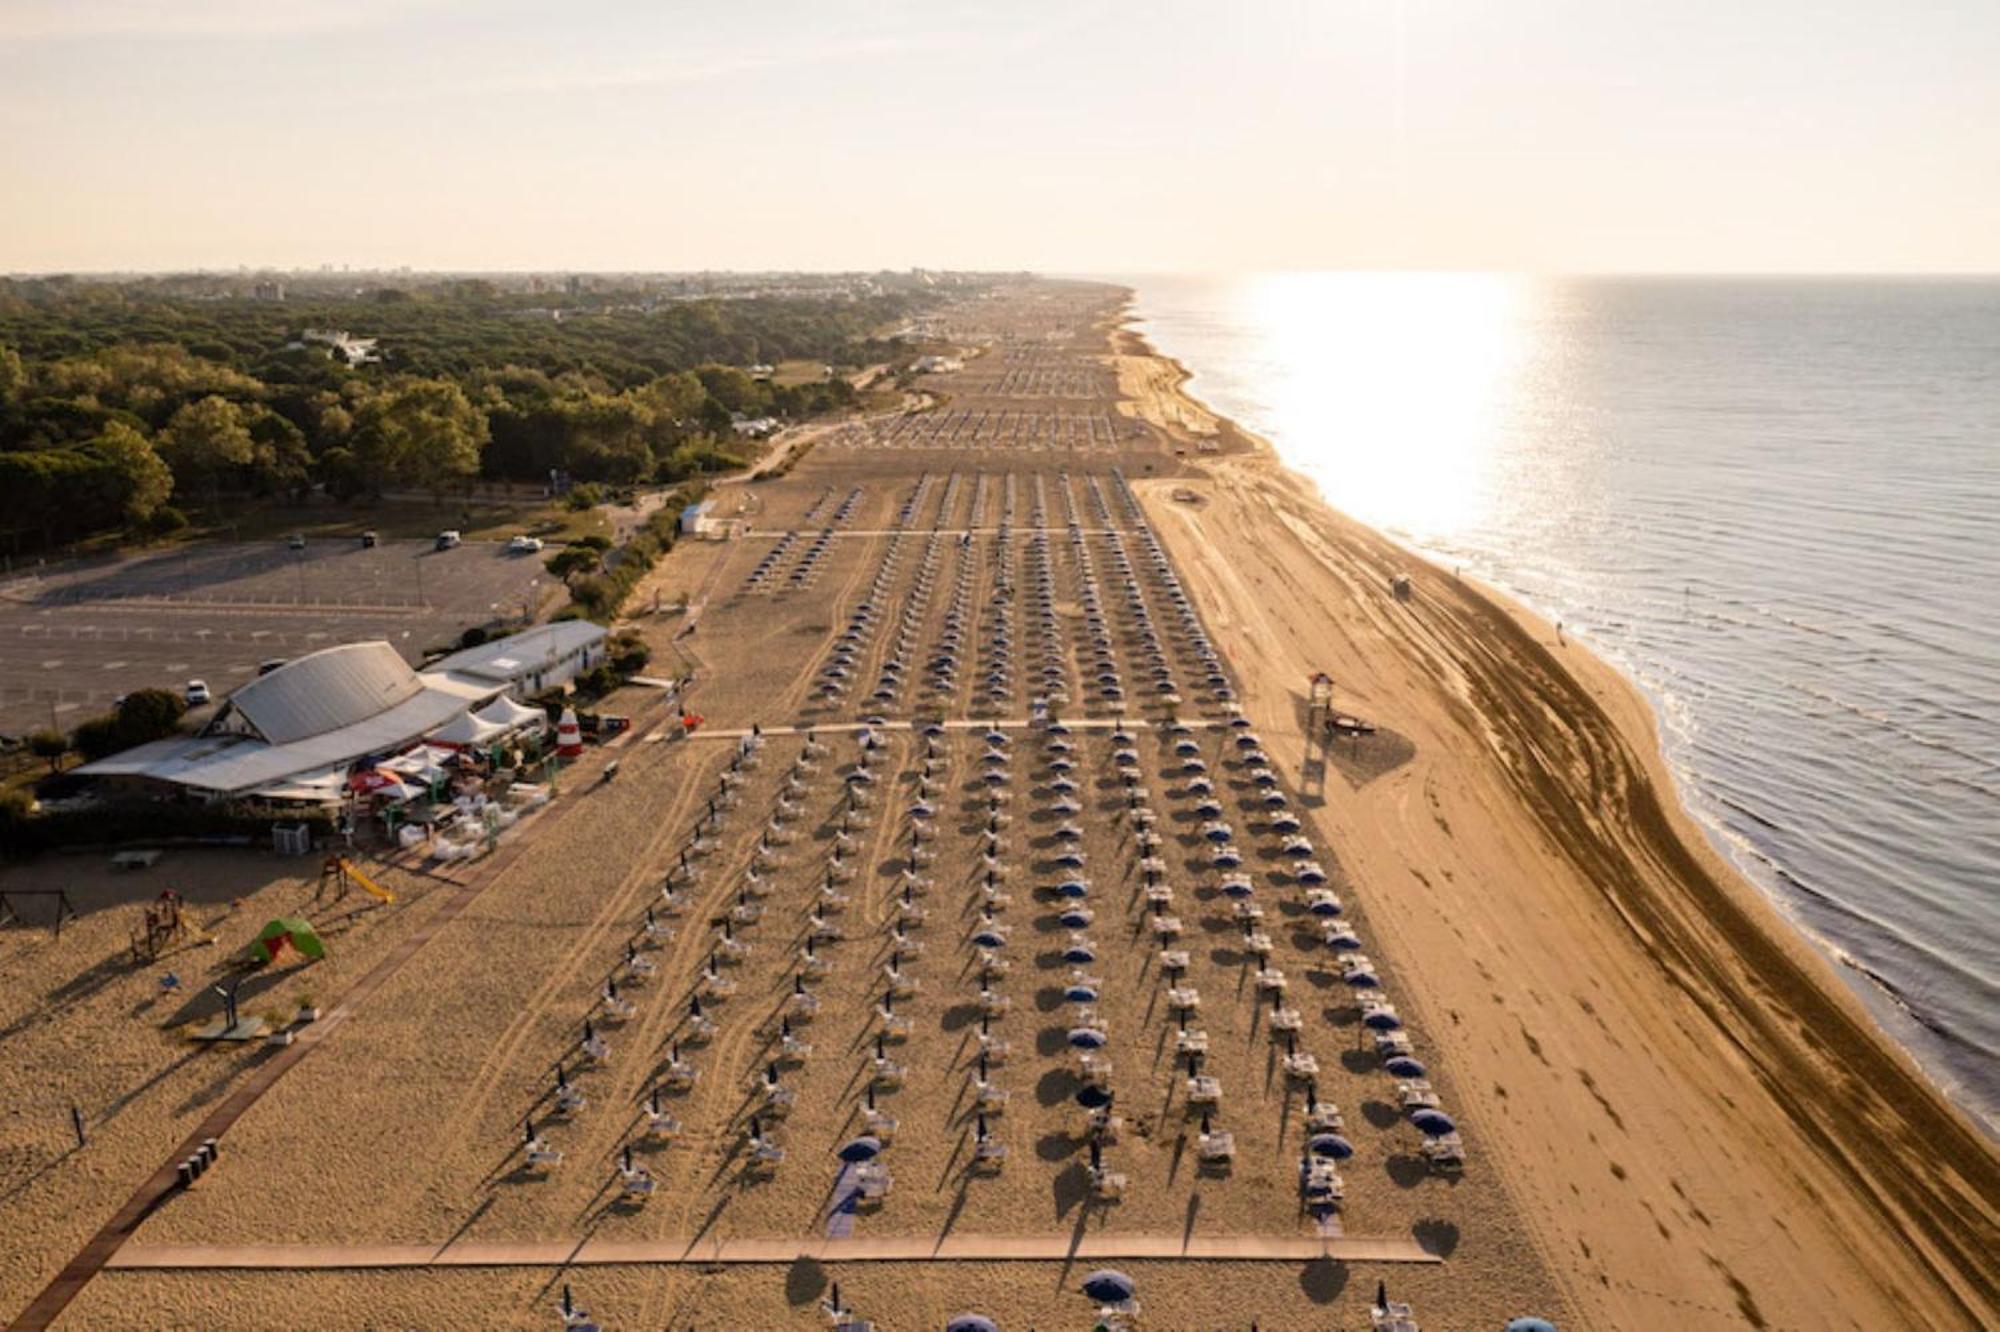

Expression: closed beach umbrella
xmin=1307 ymin=1133 xmax=1355 ymax=1159
xmin=838 ymin=1135 xmax=883 ymax=1162
xmin=1064 ymin=943 xmax=1098 ymax=963
xmin=1068 ymin=1027 xmax=1108 ymax=1049
xmin=1064 ymin=984 xmax=1099 ymax=1003
xmin=1081 ymin=1270 xmax=1136 ymax=1303
xmin=1410 ymin=1108 xmax=1457 ymax=1137
xmin=946 ymin=1317 xmax=1002 ymax=1332
xmin=1384 ymin=1054 xmax=1427 ymax=1077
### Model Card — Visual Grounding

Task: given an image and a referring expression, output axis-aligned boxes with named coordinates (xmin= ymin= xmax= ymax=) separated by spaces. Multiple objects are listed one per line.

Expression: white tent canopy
xmin=429 ymin=711 xmax=507 ymax=747
xmin=474 ymin=695 xmax=547 ymax=731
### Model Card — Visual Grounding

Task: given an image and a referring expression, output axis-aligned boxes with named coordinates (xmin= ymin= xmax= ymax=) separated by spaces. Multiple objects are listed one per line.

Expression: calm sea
xmin=1121 ymin=273 xmax=2000 ymax=1131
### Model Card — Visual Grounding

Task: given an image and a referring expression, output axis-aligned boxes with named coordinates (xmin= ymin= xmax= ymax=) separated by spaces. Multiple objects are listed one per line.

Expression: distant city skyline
xmin=4 ymin=0 xmax=1996 ymax=274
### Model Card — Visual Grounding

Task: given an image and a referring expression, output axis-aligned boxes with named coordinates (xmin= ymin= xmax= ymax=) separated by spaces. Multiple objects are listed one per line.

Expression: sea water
xmin=1122 ymin=273 xmax=2000 ymax=1131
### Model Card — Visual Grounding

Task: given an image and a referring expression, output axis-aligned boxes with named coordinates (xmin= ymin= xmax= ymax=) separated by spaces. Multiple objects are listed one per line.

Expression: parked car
xmin=434 ymin=530 xmax=462 ymax=551
xmin=507 ymin=534 xmax=544 ymax=554
xmin=360 ymin=530 xmax=378 ymax=548
xmin=286 ymin=533 xmax=306 ymax=550
xmin=185 ymin=680 xmax=211 ymax=706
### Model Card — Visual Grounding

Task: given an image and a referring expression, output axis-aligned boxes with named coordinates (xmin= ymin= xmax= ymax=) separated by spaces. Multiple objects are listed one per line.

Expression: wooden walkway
xmin=5 ymin=709 xmax=667 ymax=1332
xmin=107 ymin=1234 xmax=1439 ymax=1270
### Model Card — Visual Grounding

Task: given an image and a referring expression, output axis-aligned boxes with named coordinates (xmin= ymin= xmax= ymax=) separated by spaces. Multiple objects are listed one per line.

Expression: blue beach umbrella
xmin=1384 ymin=1054 xmax=1427 ymax=1077
xmin=1080 ymin=1270 xmax=1136 ymax=1303
xmin=1296 ymin=863 xmax=1329 ymax=885
xmin=1064 ymin=984 xmax=1099 ymax=1003
xmin=1307 ymin=1132 xmax=1355 ymax=1159
xmin=837 ymin=1135 xmax=883 ymax=1162
xmin=1063 ymin=943 xmax=1098 ymax=963
xmin=1363 ymin=1009 xmax=1403 ymax=1031
xmin=1055 ymin=879 xmax=1090 ymax=898
xmin=1220 ymin=878 xmax=1255 ymax=899
xmin=1410 ymin=1108 xmax=1457 ymax=1137
xmin=1204 ymin=824 xmax=1233 ymax=843
xmin=1058 ymin=908 xmax=1092 ymax=929
xmin=1345 ymin=969 xmax=1382 ymax=989
xmin=1211 ymin=847 xmax=1243 ymax=869
xmin=1075 ymin=1084 xmax=1114 ymax=1109
xmin=1055 ymin=850 xmax=1086 ymax=869
xmin=1308 ymin=897 xmax=1343 ymax=917
xmin=972 ymin=929 xmax=1008 ymax=949
xmin=946 ymin=1317 xmax=1002 ymax=1332
xmin=1505 ymin=1321 xmax=1558 ymax=1332
xmin=1068 ymin=1028 xmax=1108 ymax=1049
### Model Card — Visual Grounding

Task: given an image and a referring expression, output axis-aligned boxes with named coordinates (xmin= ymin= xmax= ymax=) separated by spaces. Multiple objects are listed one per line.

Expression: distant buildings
xmin=252 ymin=280 xmax=286 ymax=302
xmin=912 ymin=354 xmax=964 ymax=374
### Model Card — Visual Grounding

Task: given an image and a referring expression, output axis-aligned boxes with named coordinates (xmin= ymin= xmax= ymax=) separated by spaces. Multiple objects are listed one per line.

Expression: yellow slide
xmin=335 ymin=858 xmax=396 ymax=904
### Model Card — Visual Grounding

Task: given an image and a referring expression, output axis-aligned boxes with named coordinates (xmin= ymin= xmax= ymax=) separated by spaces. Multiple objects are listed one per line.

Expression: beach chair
xmin=1421 ymin=1132 xmax=1466 ymax=1171
xmin=1185 ymin=1074 xmax=1222 ymax=1109
xmin=1175 ymin=1028 xmax=1210 ymax=1058
xmin=1269 ymin=1005 xmax=1303 ymax=1035
xmin=973 ymin=1078 xmax=1010 ymax=1114
xmin=1151 ymin=914 xmax=1184 ymax=940
xmin=1089 ymin=1165 xmax=1128 ymax=1201
xmin=1370 ymin=1297 xmax=1419 ymax=1331
xmin=524 ymin=1128 xmax=563 ymax=1173
xmin=1077 ymin=1053 xmax=1113 ymax=1086
xmin=1283 ymin=1051 xmax=1320 ymax=1081
xmin=1397 ymin=1080 xmax=1441 ymax=1110
xmin=1159 ymin=948 xmax=1191 ymax=973
xmin=1255 ymin=966 xmax=1288 ymax=995
xmin=617 ymin=1154 xmax=656 ymax=1203
xmin=1197 ymin=1126 xmax=1236 ymax=1165
xmin=1166 ymin=985 xmax=1202 ymax=1012
xmin=978 ymin=988 xmax=1011 ymax=1018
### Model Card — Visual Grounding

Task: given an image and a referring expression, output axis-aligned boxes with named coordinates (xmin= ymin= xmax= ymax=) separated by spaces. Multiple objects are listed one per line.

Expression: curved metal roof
xmin=220 ymin=641 xmax=423 ymax=745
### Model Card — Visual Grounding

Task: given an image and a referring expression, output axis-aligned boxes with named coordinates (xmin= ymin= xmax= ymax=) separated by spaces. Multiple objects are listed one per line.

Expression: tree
xmin=28 ymin=729 xmax=67 ymax=774
xmin=159 ymin=394 xmax=254 ymax=480
xmin=352 ymin=378 xmax=488 ymax=501
xmin=0 ymin=343 xmax=24 ymax=402
xmin=86 ymin=420 xmax=174 ymax=523
xmin=545 ymin=546 xmax=602 ymax=583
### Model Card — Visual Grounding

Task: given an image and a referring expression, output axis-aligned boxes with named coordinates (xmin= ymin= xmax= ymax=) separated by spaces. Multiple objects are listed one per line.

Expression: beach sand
xmin=2 ymin=277 xmax=1993 ymax=1331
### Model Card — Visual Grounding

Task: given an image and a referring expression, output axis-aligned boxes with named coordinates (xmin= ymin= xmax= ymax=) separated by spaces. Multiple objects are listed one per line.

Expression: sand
xmin=2 ymin=276 xmax=1994 ymax=1331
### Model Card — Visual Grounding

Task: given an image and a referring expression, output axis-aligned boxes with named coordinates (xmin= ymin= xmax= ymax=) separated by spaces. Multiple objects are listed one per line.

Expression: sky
xmin=3 ymin=0 xmax=1997 ymax=274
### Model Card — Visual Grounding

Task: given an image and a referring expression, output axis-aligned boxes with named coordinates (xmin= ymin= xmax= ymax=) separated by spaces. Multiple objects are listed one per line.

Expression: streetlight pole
xmin=413 ymin=552 xmax=426 ymax=607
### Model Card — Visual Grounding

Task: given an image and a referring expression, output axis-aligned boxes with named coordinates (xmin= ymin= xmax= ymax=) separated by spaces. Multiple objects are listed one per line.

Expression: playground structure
xmin=318 ymin=855 xmax=396 ymax=905
xmin=248 ymin=916 xmax=327 ymax=966
xmin=2 ymin=887 xmax=81 ymax=939
xmin=129 ymin=890 xmax=193 ymax=963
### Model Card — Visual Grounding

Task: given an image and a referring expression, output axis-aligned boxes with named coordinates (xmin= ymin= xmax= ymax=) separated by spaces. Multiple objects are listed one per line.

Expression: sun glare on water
xmin=1232 ymin=271 xmax=1533 ymax=539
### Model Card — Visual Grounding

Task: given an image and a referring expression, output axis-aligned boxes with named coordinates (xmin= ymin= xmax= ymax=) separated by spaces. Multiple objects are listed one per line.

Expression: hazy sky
xmin=4 ymin=0 xmax=1996 ymax=273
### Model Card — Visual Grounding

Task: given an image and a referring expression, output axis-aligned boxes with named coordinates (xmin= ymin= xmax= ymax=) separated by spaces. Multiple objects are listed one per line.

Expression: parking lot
xmin=0 ymin=539 xmax=549 ymax=736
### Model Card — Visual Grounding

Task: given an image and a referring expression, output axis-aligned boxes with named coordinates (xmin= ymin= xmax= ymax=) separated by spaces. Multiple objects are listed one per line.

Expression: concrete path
xmin=686 ymin=716 xmax=1246 ymax=741
xmin=107 ymin=1234 xmax=1439 ymax=1269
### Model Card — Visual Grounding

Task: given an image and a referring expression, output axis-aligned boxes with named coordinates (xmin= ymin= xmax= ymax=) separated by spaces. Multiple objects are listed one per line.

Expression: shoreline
xmin=1107 ymin=293 xmax=2000 ymax=1327
xmin=1118 ymin=293 xmax=1995 ymax=1130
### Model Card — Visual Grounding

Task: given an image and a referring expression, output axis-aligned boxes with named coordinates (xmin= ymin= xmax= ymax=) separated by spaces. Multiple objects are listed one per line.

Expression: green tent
xmin=251 ymin=916 xmax=326 ymax=965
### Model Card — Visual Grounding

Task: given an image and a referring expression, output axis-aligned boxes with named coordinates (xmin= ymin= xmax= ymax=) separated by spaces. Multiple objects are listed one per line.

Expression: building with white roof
xmin=77 ymin=624 xmax=605 ymax=803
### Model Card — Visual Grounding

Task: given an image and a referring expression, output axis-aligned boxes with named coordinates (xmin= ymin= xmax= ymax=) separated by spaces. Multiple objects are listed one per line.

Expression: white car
xmin=507 ymin=535 xmax=544 ymax=554
xmin=185 ymin=680 xmax=211 ymax=706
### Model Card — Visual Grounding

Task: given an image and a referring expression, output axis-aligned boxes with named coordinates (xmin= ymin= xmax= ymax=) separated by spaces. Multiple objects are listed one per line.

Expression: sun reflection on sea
xmin=1227 ymin=271 xmax=1533 ymax=540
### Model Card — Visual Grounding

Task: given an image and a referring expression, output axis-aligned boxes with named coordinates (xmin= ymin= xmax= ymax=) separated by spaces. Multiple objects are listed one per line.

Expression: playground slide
xmin=337 ymin=859 xmax=396 ymax=904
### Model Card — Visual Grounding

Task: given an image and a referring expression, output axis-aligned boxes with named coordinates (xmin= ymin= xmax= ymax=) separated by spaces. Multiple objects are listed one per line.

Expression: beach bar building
xmin=76 ymin=624 xmax=603 ymax=805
